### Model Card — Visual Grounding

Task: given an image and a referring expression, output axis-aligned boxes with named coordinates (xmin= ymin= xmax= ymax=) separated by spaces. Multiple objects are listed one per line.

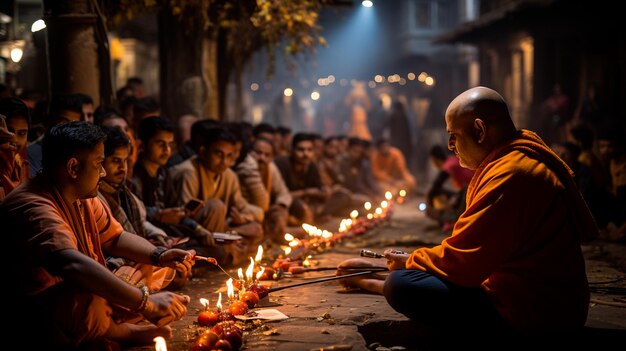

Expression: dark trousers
xmin=383 ymin=270 xmax=510 ymax=341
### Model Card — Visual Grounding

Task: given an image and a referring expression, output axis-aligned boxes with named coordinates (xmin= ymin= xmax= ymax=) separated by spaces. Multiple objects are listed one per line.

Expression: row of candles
xmin=156 ymin=190 xmax=406 ymax=351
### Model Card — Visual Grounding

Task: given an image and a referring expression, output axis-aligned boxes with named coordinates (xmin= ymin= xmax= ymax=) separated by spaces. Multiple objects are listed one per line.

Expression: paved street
xmin=126 ymin=196 xmax=626 ymax=351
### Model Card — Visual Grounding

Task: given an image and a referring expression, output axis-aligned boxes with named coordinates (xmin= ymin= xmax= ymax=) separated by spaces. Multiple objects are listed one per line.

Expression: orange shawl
xmin=406 ymin=129 xmax=595 ymax=330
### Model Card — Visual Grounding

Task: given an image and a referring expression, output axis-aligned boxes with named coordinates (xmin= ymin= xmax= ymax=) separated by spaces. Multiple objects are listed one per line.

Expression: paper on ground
xmin=235 ymin=308 xmax=289 ymax=321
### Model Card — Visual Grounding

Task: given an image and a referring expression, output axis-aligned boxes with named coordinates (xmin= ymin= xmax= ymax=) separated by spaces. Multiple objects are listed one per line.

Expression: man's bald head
xmin=445 ymin=86 xmax=517 ymax=169
xmin=447 ymin=86 xmax=515 ymax=132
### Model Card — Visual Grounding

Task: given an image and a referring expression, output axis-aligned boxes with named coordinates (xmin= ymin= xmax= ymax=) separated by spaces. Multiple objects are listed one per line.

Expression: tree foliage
xmin=99 ymin=0 xmax=328 ymax=78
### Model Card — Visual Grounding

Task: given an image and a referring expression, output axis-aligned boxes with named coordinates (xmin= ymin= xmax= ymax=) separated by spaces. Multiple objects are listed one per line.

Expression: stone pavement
xmin=125 ymin=196 xmax=626 ymax=351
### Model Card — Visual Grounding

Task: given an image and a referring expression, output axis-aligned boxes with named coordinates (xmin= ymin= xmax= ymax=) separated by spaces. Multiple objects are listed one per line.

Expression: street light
xmin=362 ymin=0 xmax=373 ymax=7
xmin=31 ymin=19 xmax=46 ymax=32
xmin=10 ymin=47 xmax=23 ymax=63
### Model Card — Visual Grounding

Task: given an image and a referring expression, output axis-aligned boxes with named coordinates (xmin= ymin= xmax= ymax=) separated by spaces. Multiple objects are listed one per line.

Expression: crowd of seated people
xmin=4 ymin=80 xmax=624 ymax=349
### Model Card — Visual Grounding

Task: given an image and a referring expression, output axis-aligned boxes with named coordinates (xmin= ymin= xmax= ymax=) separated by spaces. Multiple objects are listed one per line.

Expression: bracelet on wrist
xmin=150 ymin=247 xmax=168 ymax=266
xmin=134 ymin=285 xmax=150 ymax=313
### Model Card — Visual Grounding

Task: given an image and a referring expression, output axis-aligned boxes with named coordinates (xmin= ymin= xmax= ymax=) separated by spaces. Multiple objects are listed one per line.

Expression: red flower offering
xmin=190 ymin=330 xmax=220 ymax=351
xmin=248 ymin=283 xmax=269 ymax=299
xmin=228 ymin=300 xmax=249 ymax=316
xmin=218 ymin=311 xmax=236 ymax=322
xmin=240 ymin=291 xmax=260 ymax=308
xmin=212 ymin=321 xmax=243 ymax=350
xmin=198 ymin=310 xmax=220 ymax=326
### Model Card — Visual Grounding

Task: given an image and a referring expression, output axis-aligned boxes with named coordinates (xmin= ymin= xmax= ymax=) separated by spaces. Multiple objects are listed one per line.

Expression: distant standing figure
xmin=540 ymin=83 xmax=572 ymax=145
xmin=386 ymin=100 xmax=413 ymax=163
xmin=345 ymin=81 xmax=372 ymax=141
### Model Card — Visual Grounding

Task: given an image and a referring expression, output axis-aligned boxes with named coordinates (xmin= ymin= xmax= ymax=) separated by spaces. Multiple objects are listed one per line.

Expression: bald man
xmin=337 ymin=87 xmax=597 ymax=342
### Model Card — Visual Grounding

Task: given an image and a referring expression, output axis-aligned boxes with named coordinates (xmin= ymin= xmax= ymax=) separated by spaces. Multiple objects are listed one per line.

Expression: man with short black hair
xmin=1 ymin=121 xmax=194 ymax=349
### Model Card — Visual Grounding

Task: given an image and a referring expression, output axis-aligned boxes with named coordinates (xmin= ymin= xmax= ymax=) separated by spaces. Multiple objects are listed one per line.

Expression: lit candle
xmin=245 ymin=257 xmax=255 ymax=284
xmin=198 ymin=298 xmax=219 ymax=326
xmin=256 ymin=267 xmax=265 ymax=281
xmin=154 ymin=336 xmax=167 ymax=351
xmin=350 ymin=210 xmax=359 ymax=220
xmin=385 ymin=191 xmax=393 ymax=201
xmin=254 ymin=245 xmax=263 ymax=263
xmin=200 ymin=298 xmax=209 ymax=311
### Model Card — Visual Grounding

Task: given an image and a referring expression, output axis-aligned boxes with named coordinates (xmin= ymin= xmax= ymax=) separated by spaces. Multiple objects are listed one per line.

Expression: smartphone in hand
xmin=184 ymin=198 xmax=204 ymax=216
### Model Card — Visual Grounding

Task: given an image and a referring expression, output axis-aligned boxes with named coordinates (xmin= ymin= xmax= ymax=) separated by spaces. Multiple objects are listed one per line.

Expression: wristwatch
xmin=150 ymin=247 xmax=168 ymax=266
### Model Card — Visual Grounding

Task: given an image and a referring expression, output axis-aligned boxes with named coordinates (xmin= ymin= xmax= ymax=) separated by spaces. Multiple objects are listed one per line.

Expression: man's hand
xmin=228 ymin=206 xmax=247 ymax=226
xmin=157 ymin=207 xmax=186 ymax=224
xmin=143 ymin=291 xmax=191 ymax=327
xmin=196 ymin=227 xmax=216 ymax=246
xmin=158 ymin=248 xmax=195 ymax=277
xmin=149 ymin=234 xmax=172 ymax=248
xmin=383 ymin=249 xmax=410 ymax=271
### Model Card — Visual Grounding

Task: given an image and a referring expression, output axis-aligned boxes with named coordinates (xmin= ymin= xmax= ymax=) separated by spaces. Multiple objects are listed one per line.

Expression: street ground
xmin=125 ymin=196 xmax=626 ymax=351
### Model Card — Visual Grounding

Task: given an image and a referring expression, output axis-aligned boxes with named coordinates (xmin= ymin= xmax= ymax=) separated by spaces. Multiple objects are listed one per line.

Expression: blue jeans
xmin=383 ymin=269 xmax=509 ymax=335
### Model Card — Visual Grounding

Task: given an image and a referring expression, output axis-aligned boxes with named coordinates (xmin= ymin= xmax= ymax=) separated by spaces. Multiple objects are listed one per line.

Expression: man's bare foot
xmin=337 ymin=257 xmax=380 ymax=270
xmin=336 ymin=258 xmax=386 ymax=294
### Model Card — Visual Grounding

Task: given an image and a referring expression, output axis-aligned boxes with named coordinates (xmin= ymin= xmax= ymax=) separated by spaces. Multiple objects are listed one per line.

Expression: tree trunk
xmin=159 ymin=8 xmax=205 ymax=121
xmin=43 ymin=0 xmax=103 ymax=105
xmin=202 ymin=31 xmax=219 ymax=120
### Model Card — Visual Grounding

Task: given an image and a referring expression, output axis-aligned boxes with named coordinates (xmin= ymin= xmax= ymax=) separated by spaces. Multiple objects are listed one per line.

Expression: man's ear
xmin=474 ymin=118 xmax=487 ymax=143
xmin=67 ymin=158 xmax=80 ymax=179
xmin=135 ymin=139 xmax=144 ymax=152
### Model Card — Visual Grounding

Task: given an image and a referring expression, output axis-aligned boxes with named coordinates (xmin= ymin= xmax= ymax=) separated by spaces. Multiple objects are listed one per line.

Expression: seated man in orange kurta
xmin=337 ymin=87 xmax=597 ymax=344
xmin=370 ymin=138 xmax=416 ymax=196
xmin=0 ymin=122 xmax=195 ymax=350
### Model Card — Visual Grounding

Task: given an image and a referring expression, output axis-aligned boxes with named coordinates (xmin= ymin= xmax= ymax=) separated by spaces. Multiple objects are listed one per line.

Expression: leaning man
xmin=1 ymin=122 xmax=195 ymax=349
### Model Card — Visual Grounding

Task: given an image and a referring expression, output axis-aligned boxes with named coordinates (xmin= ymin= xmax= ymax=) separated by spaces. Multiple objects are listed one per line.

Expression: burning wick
xmin=195 ymin=255 xmax=234 ymax=279
xmin=154 ymin=336 xmax=167 ymax=351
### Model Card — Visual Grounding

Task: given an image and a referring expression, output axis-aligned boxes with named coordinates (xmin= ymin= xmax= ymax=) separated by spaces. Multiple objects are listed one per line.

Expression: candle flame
xmin=200 ymin=298 xmax=209 ymax=309
xmin=303 ymin=257 xmax=311 ymax=267
xmin=256 ymin=266 xmax=265 ymax=280
xmin=226 ymin=278 xmax=235 ymax=300
xmin=399 ymin=189 xmax=407 ymax=197
xmin=381 ymin=200 xmax=388 ymax=209
xmin=385 ymin=191 xmax=393 ymax=200
xmin=154 ymin=336 xmax=167 ymax=351
xmin=217 ymin=292 xmax=222 ymax=311
xmin=322 ymin=230 xmax=333 ymax=239
xmin=302 ymin=223 xmax=315 ymax=234
xmin=255 ymin=245 xmax=263 ymax=262
xmin=246 ymin=257 xmax=255 ymax=282
xmin=289 ymin=239 xmax=299 ymax=247
xmin=284 ymin=233 xmax=294 ymax=241
xmin=350 ymin=210 xmax=359 ymax=219
xmin=238 ymin=268 xmax=244 ymax=281
xmin=364 ymin=201 xmax=372 ymax=211
xmin=367 ymin=213 xmax=374 ymax=220
xmin=339 ymin=221 xmax=347 ymax=233
xmin=285 ymin=247 xmax=292 ymax=255
xmin=375 ymin=207 xmax=383 ymax=215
